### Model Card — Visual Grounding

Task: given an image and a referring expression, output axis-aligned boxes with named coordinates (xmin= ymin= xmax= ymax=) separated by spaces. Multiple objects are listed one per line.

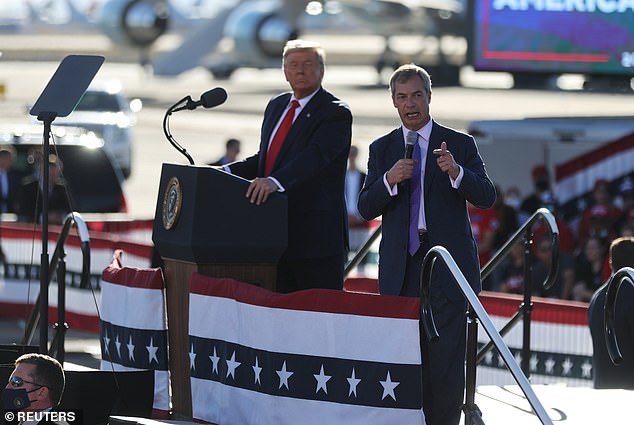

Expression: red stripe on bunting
xmin=101 ymin=250 xmax=164 ymax=290
xmin=190 ymin=273 xmax=420 ymax=320
xmin=479 ymin=291 xmax=589 ymax=326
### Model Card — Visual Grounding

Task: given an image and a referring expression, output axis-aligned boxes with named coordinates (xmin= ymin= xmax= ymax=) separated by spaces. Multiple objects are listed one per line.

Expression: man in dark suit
xmin=358 ymin=64 xmax=495 ymax=425
xmin=208 ymin=138 xmax=241 ymax=166
xmin=2 ymin=353 xmax=70 ymax=424
xmin=0 ymin=145 xmax=21 ymax=214
xmin=587 ymin=236 xmax=634 ymax=390
xmin=345 ymin=144 xmax=367 ymax=226
xmin=227 ymin=39 xmax=352 ymax=293
xmin=18 ymin=154 xmax=70 ymax=225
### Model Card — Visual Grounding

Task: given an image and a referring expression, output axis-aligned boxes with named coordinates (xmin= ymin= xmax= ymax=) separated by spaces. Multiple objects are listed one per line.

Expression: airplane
xmin=93 ymin=0 xmax=467 ymax=83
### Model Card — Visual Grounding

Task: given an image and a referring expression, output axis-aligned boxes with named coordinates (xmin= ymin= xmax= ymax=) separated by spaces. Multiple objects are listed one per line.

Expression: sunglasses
xmin=8 ymin=376 xmax=44 ymax=388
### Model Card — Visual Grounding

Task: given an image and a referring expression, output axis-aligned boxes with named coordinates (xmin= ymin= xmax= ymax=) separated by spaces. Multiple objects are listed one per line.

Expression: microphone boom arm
xmin=163 ymin=96 xmax=195 ymax=165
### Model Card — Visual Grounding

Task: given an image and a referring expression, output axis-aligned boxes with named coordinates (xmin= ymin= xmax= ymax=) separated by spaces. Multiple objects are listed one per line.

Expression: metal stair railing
xmin=21 ymin=212 xmax=91 ymax=363
xmin=420 ymin=246 xmax=553 ymax=425
xmin=604 ymin=266 xmax=634 ymax=365
xmin=477 ymin=207 xmax=559 ymax=377
xmin=344 ymin=222 xmax=382 ymax=277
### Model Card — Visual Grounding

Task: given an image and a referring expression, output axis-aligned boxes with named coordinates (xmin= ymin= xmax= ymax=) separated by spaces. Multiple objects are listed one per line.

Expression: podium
xmin=152 ymin=163 xmax=287 ymax=417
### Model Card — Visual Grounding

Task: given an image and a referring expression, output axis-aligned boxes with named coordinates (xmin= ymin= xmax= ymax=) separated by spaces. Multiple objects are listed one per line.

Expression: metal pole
xmin=521 ymin=231 xmax=533 ymax=377
xmin=55 ymin=255 xmax=67 ymax=363
xmin=38 ymin=117 xmax=54 ymax=355
xmin=463 ymin=305 xmax=481 ymax=425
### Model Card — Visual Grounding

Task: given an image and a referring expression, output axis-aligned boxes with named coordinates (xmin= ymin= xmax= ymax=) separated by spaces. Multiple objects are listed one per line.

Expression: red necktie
xmin=264 ymin=100 xmax=300 ymax=176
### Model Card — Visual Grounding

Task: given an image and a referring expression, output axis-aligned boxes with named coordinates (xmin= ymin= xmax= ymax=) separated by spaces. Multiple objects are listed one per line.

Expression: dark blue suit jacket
xmin=358 ymin=121 xmax=496 ymax=300
xmin=229 ymin=87 xmax=352 ymax=259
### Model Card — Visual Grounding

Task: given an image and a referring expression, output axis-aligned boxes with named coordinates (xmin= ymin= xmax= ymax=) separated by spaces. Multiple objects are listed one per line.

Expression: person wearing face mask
xmin=2 ymin=353 xmax=69 ymax=425
xmin=519 ymin=164 xmax=553 ymax=224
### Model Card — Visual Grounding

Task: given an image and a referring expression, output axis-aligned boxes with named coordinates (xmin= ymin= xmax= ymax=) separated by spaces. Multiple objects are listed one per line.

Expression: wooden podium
xmin=152 ymin=164 xmax=287 ymax=418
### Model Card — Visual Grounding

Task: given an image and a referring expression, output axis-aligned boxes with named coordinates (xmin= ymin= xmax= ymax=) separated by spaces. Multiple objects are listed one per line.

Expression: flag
xmin=99 ymin=250 xmax=170 ymax=418
xmin=188 ymin=273 xmax=424 ymax=425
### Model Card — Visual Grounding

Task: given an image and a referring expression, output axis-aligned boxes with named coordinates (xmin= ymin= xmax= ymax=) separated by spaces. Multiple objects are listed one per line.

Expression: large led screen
xmin=470 ymin=0 xmax=634 ymax=76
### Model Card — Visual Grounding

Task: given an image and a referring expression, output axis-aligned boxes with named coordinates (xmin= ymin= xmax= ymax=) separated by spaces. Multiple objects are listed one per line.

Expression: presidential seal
xmin=162 ymin=176 xmax=182 ymax=230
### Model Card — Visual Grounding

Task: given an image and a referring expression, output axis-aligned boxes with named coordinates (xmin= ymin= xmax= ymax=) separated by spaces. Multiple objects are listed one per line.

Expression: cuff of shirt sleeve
xmin=450 ymin=165 xmax=464 ymax=188
xmin=269 ymin=176 xmax=285 ymax=192
xmin=383 ymin=172 xmax=398 ymax=196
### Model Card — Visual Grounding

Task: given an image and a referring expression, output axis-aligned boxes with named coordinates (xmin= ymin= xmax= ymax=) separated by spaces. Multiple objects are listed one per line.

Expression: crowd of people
xmin=469 ymin=164 xmax=634 ymax=302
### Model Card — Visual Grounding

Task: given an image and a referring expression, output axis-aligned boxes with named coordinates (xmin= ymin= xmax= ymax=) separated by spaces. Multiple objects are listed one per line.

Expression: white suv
xmin=53 ymin=80 xmax=141 ymax=179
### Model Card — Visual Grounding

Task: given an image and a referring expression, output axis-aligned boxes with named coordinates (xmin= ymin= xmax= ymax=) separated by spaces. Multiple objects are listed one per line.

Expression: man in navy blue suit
xmin=587 ymin=236 xmax=634 ymax=390
xmin=227 ymin=39 xmax=352 ymax=293
xmin=358 ymin=64 xmax=495 ymax=425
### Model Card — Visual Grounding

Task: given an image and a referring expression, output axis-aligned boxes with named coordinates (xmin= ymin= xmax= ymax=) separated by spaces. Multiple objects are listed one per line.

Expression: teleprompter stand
xmin=28 ymin=55 xmax=104 ymax=355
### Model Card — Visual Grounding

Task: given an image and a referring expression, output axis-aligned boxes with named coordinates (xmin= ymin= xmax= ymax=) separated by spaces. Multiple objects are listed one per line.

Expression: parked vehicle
xmin=1 ymin=124 xmax=127 ymax=215
xmin=50 ymin=80 xmax=141 ymax=179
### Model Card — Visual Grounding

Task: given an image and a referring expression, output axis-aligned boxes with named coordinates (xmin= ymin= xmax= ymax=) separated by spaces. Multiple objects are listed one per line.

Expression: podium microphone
xmin=171 ymin=87 xmax=228 ymax=113
xmin=163 ymin=87 xmax=229 ymax=165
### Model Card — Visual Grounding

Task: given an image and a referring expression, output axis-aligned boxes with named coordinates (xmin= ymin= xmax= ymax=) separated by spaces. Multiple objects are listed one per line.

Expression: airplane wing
xmin=151 ymin=5 xmax=238 ymax=76
xmin=154 ymin=0 xmax=310 ymax=78
xmin=96 ymin=0 xmax=464 ymax=79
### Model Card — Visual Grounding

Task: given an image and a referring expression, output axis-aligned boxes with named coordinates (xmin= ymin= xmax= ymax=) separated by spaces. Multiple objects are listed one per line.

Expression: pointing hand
xmin=433 ymin=141 xmax=459 ymax=179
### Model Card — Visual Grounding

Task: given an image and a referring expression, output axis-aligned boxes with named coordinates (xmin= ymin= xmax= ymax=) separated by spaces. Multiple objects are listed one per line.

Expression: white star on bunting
xmin=276 ymin=361 xmax=293 ymax=390
xmin=103 ymin=331 xmax=110 ymax=356
xmin=189 ymin=345 xmax=196 ymax=370
xmin=127 ymin=335 xmax=135 ymax=361
xmin=581 ymin=360 xmax=592 ymax=378
xmin=313 ymin=365 xmax=331 ymax=394
xmin=380 ymin=371 xmax=399 ymax=401
xmin=226 ymin=351 xmax=241 ymax=379
xmin=253 ymin=357 xmax=262 ymax=385
xmin=530 ymin=354 xmax=539 ymax=372
xmin=146 ymin=337 xmax=159 ymax=364
xmin=347 ymin=368 xmax=361 ymax=397
xmin=115 ymin=335 xmax=122 ymax=358
xmin=209 ymin=347 xmax=220 ymax=375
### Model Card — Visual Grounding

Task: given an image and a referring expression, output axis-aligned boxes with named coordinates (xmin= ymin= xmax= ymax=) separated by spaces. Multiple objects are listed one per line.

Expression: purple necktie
xmin=408 ymin=133 xmax=422 ymax=256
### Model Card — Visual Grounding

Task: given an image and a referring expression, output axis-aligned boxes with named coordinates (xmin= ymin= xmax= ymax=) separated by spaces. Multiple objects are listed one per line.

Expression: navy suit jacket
xmin=0 ymin=170 xmax=22 ymax=213
xmin=358 ymin=121 xmax=496 ymax=300
xmin=229 ymin=87 xmax=352 ymax=259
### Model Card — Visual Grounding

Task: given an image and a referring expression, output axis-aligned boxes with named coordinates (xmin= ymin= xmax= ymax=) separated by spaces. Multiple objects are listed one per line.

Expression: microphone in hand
xmin=404 ymin=130 xmax=417 ymax=159
xmin=398 ymin=130 xmax=418 ymax=189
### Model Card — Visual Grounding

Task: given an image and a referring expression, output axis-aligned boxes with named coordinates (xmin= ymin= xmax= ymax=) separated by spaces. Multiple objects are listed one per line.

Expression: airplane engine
xmin=225 ymin=1 xmax=298 ymax=63
xmin=98 ymin=0 xmax=169 ymax=48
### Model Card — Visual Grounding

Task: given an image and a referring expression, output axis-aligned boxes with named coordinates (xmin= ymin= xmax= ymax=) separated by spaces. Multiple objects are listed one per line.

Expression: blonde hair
xmin=282 ymin=39 xmax=326 ymax=66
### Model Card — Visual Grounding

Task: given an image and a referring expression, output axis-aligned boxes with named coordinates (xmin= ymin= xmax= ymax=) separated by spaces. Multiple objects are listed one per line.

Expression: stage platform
xmin=471 ymin=384 xmax=631 ymax=424
xmin=109 ymin=417 xmax=198 ymax=425
xmin=109 ymin=384 xmax=631 ymax=424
